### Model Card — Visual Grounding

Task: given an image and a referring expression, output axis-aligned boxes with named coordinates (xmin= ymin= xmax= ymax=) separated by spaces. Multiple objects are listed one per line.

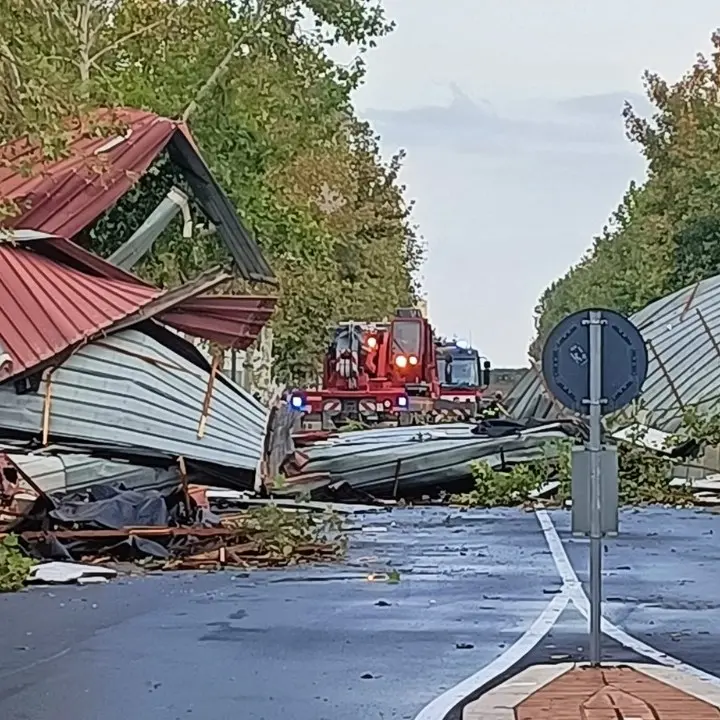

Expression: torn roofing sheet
xmin=288 ymin=421 xmax=579 ymax=498
xmin=0 ymin=107 xmax=275 ymax=284
xmin=0 ymin=235 xmax=277 ymax=382
xmin=160 ymin=295 xmax=276 ymax=348
xmin=2 ymin=451 xmax=180 ymax=497
xmin=0 ymin=242 xmax=165 ymax=383
xmin=21 ymin=230 xmax=279 ymax=349
xmin=0 ymin=328 xmax=267 ymax=476
xmin=507 ymin=273 xmax=720 ymax=433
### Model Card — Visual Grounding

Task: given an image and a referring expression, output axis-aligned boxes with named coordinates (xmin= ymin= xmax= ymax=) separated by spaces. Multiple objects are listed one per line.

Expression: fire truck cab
xmin=434 ymin=340 xmax=491 ymax=418
xmin=291 ymin=308 xmax=439 ymax=429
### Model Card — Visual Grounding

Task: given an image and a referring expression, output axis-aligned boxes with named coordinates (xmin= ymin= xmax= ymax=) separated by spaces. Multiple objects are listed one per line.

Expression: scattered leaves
xmin=221 ymin=504 xmax=347 ymax=565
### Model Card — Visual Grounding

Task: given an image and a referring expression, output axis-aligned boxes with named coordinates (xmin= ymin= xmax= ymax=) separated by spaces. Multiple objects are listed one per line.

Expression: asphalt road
xmin=553 ymin=506 xmax=720 ymax=675
xmin=0 ymin=506 xmax=718 ymax=720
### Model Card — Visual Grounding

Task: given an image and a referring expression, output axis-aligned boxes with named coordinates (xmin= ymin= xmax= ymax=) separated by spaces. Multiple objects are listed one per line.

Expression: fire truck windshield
xmin=391 ymin=321 xmax=421 ymax=355
xmin=439 ymin=355 xmax=479 ymax=387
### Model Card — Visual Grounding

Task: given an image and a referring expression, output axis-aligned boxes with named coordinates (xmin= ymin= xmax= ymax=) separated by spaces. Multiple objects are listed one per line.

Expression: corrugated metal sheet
xmin=505 ymin=362 xmax=565 ymax=422
xmin=0 ymin=108 xmax=275 ymax=284
xmin=0 ymin=243 xmax=161 ymax=382
xmin=507 ymin=274 xmax=720 ymax=433
xmin=0 ymin=328 xmax=268 ymax=474
xmin=290 ymin=421 xmax=578 ymax=497
xmin=161 ymin=295 xmax=277 ymax=350
xmin=0 ymin=237 xmax=275 ymax=378
xmin=5 ymin=452 xmax=179 ymax=496
xmin=618 ymin=275 xmax=720 ymax=433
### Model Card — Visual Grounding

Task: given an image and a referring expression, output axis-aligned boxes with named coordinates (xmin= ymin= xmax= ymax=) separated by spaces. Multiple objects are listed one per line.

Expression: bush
xmin=0 ymin=535 xmax=34 ymax=592
xmin=450 ymin=436 xmax=691 ymax=508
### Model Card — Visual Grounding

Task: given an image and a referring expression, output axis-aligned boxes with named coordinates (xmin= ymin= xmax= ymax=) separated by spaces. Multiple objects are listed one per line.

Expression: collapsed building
xmin=0 ymin=108 xmax=278 ymax=505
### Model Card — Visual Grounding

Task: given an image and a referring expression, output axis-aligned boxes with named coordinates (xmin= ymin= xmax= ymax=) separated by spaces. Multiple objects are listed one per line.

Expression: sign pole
xmin=587 ymin=310 xmax=603 ymax=666
xmin=542 ymin=306 xmax=648 ymax=669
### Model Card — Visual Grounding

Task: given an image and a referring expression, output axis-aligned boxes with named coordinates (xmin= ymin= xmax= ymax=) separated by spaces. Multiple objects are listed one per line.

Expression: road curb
xmin=462 ymin=662 xmax=720 ymax=719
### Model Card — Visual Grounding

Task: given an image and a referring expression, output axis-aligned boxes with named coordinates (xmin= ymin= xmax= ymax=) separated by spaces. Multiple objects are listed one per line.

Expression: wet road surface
xmin=0 ymin=506 xmax=718 ymax=720
xmin=552 ymin=506 xmax=720 ymax=676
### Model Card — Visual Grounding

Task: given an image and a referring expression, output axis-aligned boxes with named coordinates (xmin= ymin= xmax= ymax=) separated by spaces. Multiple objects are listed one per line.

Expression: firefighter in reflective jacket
xmin=478 ymin=392 xmax=504 ymax=419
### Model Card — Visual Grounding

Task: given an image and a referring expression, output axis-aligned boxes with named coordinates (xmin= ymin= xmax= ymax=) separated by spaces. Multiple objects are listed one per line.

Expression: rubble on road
xmin=0 ymin=479 xmax=347 ymax=587
xmin=28 ymin=561 xmax=118 ymax=585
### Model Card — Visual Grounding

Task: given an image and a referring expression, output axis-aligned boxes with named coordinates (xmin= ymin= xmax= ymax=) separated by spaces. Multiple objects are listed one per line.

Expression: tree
xmin=0 ymin=0 xmax=422 ymax=383
xmin=671 ymin=215 xmax=720 ymax=289
xmin=532 ymin=30 xmax=720 ymax=358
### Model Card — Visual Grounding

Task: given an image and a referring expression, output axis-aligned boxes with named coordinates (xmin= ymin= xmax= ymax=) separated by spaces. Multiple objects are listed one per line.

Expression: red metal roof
xmin=0 ymin=109 xmax=179 ymax=239
xmin=0 ymin=243 xmax=162 ymax=382
xmin=0 ymin=108 xmax=276 ymax=284
xmin=0 ymin=238 xmax=277 ymax=379
xmin=161 ymin=296 xmax=277 ymax=349
xmin=27 ymin=235 xmax=278 ymax=349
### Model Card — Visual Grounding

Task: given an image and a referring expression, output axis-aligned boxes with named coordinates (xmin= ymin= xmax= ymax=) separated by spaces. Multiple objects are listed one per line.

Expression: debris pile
xmin=275 ymin=418 xmax=586 ymax=500
xmin=0 ymin=110 xmax=365 ymax=589
xmin=1 ymin=482 xmax=345 ymax=585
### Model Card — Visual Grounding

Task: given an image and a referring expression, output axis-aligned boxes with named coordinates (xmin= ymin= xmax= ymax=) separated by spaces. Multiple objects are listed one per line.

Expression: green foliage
xmin=616 ymin=442 xmax=685 ymax=505
xmin=671 ymin=216 xmax=720 ymax=289
xmin=0 ymin=535 xmax=34 ymax=593
xmin=674 ymin=405 xmax=720 ymax=447
xmin=451 ymin=439 xmax=573 ymax=508
xmin=0 ymin=0 xmax=422 ymax=384
xmin=223 ymin=504 xmax=346 ymax=563
xmin=532 ymin=30 xmax=720 ymax=357
xmin=451 ymin=461 xmax=543 ymax=508
xmin=451 ymin=436 xmax=690 ymax=508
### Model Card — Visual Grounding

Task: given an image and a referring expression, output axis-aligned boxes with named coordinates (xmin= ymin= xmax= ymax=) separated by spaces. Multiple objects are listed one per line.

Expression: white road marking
xmin=413 ymin=590 xmax=570 ymax=720
xmin=535 ymin=508 xmax=720 ymax=687
xmin=416 ymin=508 xmax=720 ymax=720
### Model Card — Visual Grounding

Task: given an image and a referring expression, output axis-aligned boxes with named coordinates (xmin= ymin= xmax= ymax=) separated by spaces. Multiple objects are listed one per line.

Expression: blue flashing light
xmin=290 ymin=394 xmax=304 ymax=410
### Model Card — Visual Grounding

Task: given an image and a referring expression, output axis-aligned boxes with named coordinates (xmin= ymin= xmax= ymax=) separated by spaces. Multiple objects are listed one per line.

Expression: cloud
xmin=555 ymin=91 xmax=651 ymax=117
xmin=363 ymin=87 xmax=654 ymax=156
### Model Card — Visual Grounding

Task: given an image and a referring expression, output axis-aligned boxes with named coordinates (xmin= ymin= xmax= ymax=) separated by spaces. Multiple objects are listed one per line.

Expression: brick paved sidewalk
xmin=464 ymin=663 xmax=720 ymax=719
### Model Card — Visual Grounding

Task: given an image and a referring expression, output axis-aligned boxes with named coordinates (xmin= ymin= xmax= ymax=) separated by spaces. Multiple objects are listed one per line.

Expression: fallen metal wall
xmin=5 ymin=452 xmax=180 ymax=496
xmin=507 ymin=273 xmax=720 ymax=434
xmin=295 ymin=422 xmax=577 ymax=497
xmin=0 ymin=329 xmax=268 ymax=471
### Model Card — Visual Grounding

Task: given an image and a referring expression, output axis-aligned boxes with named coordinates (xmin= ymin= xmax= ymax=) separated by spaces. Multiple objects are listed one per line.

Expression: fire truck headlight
xmin=397 ymin=395 xmax=408 ymax=408
xmin=290 ymin=395 xmax=304 ymax=410
xmin=408 ymin=354 xmax=418 ymax=365
xmin=395 ymin=355 xmax=408 ymax=368
xmin=367 ymin=336 xmax=377 ymax=348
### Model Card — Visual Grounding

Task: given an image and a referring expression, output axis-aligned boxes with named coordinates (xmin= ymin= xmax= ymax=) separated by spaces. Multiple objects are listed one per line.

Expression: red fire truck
xmin=290 ymin=308 xmax=440 ymax=429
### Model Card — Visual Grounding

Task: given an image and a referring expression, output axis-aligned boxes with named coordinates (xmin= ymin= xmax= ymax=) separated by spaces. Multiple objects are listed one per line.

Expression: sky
xmin=348 ymin=0 xmax=720 ymax=367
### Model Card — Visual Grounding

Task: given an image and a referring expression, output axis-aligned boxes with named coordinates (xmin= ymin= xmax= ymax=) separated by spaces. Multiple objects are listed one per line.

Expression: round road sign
xmin=540 ymin=308 xmax=648 ymax=416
